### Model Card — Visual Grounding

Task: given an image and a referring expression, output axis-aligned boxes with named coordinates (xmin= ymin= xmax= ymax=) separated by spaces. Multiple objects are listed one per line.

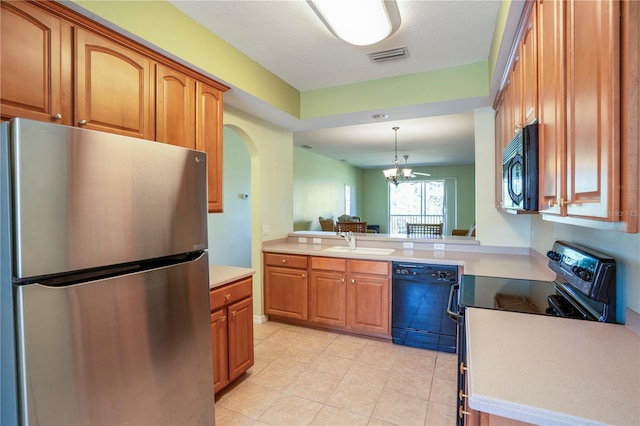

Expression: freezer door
xmin=15 ymin=253 xmax=214 ymax=425
xmin=8 ymin=118 xmax=208 ymax=278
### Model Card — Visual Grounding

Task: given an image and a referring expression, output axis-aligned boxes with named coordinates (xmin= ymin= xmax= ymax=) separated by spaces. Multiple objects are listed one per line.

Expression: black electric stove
xmin=452 ymin=240 xmax=617 ymax=426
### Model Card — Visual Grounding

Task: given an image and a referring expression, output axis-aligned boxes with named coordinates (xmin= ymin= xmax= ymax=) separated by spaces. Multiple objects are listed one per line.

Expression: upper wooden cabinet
xmin=156 ymin=64 xmax=196 ymax=149
xmin=75 ymin=28 xmax=155 ymax=139
xmin=0 ymin=1 xmax=72 ymax=125
xmin=538 ymin=0 xmax=621 ymax=222
xmin=0 ymin=0 xmax=228 ymax=213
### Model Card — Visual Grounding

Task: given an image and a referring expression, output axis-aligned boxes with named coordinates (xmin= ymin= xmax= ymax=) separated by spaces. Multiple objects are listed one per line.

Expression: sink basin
xmin=322 ymin=246 xmax=395 ymax=255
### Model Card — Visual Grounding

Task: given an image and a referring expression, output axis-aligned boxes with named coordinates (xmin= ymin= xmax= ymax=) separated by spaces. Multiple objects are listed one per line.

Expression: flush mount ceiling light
xmin=308 ymin=0 xmax=401 ymax=46
xmin=383 ymin=127 xmax=412 ymax=186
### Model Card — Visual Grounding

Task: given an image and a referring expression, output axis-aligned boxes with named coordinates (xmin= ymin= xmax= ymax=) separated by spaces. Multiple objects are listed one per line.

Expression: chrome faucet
xmin=341 ymin=231 xmax=356 ymax=249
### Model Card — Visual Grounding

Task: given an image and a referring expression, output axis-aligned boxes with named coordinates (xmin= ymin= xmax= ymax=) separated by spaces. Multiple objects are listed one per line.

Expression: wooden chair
xmin=406 ymin=223 xmax=443 ymax=236
xmin=336 ymin=221 xmax=368 ymax=233
xmin=319 ymin=217 xmax=336 ymax=232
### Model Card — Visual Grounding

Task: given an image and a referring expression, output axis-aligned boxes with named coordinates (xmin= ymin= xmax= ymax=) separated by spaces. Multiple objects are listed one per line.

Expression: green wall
xmin=363 ymin=164 xmax=476 ymax=234
xmin=293 ymin=148 xmax=364 ymax=231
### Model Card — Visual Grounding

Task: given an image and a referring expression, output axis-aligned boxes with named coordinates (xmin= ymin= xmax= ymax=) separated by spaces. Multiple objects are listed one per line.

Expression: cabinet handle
xmin=78 ymin=119 xmax=88 ymax=125
xmin=459 ymin=389 xmax=468 ymax=401
xmin=459 ymin=406 xmax=471 ymax=418
xmin=459 ymin=362 xmax=468 ymax=375
xmin=52 ymin=113 xmax=62 ymax=120
xmin=231 ymin=311 xmax=237 ymax=317
xmin=221 ymin=315 xmax=226 ymax=322
xmin=225 ymin=293 xmax=231 ymax=300
xmin=281 ymin=259 xmax=287 ymax=264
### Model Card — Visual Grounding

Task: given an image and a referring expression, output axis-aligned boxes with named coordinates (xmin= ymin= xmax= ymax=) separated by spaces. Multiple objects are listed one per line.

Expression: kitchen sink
xmin=322 ymin=246 xmax=395 ymax=255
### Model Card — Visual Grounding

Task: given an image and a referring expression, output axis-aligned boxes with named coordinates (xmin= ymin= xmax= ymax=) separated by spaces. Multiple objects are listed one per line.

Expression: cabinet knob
xmin=52 ymin=113 xmax=62 ymax=120
xmin=301 ymin=273 xmax=306 ymax=278
xmin=231 ymin=311 xmax=237 ymax=317
xmin=221 ymin=315 xmax=226 ymax=322
xmin=459 ymin=362 xmax=468 ymax=375
xmin=351 ymin=279 xmax=355 ymax=285
xmin=225 ymin=293 xmax=231 ymax=300
xmin=548 ymin=199 xmax=558 ymax=207
xmin=560 ymin=198 xmax=572 ymax=207
xmin=79 ymin=119 xmax=88 ymax=125
xmin=459 ymin=389 xmax=468 ymax=401
xmin=341 ymin=278 xmax=345 ymax=283
xmin=281 ymin=259 xmax=287 ymax=264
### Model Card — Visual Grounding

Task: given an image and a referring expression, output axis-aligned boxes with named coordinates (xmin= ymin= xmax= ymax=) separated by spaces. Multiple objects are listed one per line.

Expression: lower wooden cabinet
xmin=264 ymin=253 xmax=309 ymax=320
xmin=266 ymin=252 xmax=391 ymax=338
xmin=210 ymin=277 xmax=254 ymax=393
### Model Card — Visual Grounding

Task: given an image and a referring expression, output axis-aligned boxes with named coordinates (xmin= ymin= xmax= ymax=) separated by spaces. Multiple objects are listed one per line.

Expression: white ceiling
xmin=169 ymin=0 xmax=524 ymax=169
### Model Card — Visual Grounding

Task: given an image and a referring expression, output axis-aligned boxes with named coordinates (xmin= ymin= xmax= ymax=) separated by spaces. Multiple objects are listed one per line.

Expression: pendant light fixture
xmin=383 ymin=127 xmax=412 ymax=186
xmin=308 ymin=0 xmax=401 ymax=46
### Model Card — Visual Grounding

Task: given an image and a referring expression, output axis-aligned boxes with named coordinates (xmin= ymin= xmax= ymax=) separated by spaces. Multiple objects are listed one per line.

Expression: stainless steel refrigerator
xmin=1 ymin=118 xmax=215 ymax=425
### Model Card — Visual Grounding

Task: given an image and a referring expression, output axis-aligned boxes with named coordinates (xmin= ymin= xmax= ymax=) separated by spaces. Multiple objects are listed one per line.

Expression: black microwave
xmin=502 ymin=123 xmax=538 ymax=211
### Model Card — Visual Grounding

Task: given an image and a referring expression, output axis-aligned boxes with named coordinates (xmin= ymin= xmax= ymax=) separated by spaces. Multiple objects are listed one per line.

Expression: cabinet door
xmin=156 ymin=64 xmax=196 ymax=148
xmin=521 ymin=3 xmax=538 ymax=126
xmin=196 ymin=81 xmax=224 ymax=213
xmin=75 ymin=28 xmax=154 ymax=139
xmin=227 ymin=297 xmax=254 ymax=381
xmin=0 ymin=1 xmax=71 ymax=124
xmin=309 ymin=270 xmax=346 ymax=326
xmin=264 ymin=266 xmax=308 ymax=320
xmin=537 ymin=0 xmax=566 ymax=215
xmin=565 ymin=0 xmax=620 ymax=220
xmin=211 ymin=308 xmax=229 ymax=394
xmin=347 ymin=273 xmax=390 ymax=335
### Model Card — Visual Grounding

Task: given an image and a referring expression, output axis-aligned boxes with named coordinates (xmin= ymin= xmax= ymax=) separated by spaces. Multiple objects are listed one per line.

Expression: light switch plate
xmin=434 ymin=243 xmax=445 ymax=250
xmin=262 ymin=225 xmax=269 ymax=235
xmin=313 ymin=238 xmax=322 ymax=244
xmin=298 ymin=237 xmax=307 ymax=243
xmin=403 ymin=242 xmax=413 ymax=249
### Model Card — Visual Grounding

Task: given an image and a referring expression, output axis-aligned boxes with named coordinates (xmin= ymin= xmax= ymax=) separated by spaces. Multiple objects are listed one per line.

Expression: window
xmin=344 ymin=184 xmax=351 ymax=215
xmin=389 ymin=180 xmax=448 ymax=234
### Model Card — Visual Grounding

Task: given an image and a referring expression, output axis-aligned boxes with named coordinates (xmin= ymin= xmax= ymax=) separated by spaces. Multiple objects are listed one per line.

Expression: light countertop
xmin=465 ymin=307 xmax=640 ymax=425
xmin=262 ymin=240 xmax=555 ymax=281
xmin=208 ymin=264 xmax=255 ymax=289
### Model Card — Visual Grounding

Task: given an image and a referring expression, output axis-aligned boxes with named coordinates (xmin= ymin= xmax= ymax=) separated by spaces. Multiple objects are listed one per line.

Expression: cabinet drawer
xmin=349 ymin=260 xmax=389 ymax=276
xmin=311 ymin=256 xmax=347 ymax=272
xmin=210 ymin=277 xmax=252 ymax=310
xmin=264 ymin=253 xmax=308 ymax=269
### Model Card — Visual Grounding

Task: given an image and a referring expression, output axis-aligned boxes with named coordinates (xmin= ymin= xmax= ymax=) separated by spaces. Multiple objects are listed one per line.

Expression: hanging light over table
xmin=383 ymin=127 xmax=412 ymax=186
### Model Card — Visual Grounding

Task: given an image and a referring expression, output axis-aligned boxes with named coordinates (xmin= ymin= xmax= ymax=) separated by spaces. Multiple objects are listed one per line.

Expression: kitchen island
xmin=465 ymin=307 xmax=640 ymax=425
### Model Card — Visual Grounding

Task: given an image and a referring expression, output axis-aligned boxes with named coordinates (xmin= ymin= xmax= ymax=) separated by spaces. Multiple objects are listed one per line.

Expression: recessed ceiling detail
xmin=368 ymin=47 xmax=409 ymax=63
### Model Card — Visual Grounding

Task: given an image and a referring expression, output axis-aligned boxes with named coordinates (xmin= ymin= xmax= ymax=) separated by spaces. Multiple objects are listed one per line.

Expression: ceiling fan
xmin=403 ymin=155 xmax=431 ymax=177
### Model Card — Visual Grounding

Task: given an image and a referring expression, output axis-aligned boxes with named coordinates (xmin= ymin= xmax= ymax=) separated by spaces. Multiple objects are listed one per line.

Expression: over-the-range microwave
xmin=502 ymin=123 xmax=539 ymax=211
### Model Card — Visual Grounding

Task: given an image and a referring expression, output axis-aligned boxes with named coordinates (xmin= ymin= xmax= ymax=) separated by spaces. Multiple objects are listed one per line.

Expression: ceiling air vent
xmin=368 ymin=46 xmax=409 ymax=63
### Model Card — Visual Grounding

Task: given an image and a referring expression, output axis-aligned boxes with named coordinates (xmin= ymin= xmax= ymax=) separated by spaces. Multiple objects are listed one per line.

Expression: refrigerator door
xmin=15 ymin=252 xmax=214 ymax=425
xmin=8 ymin=118 xmax=208 ymax=279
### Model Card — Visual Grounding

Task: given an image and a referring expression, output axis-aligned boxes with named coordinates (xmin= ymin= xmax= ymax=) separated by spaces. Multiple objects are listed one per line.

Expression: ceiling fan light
xmin=309 ymin=0 xmax=399 ymax=46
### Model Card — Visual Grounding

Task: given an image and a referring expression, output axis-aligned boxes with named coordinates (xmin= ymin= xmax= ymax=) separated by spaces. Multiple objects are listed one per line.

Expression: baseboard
xmin=253 ymin=314 xmax=268 ymax=324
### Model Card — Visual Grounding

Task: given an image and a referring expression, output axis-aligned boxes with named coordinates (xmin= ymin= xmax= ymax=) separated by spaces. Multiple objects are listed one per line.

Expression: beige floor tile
xmin=367 ymin=418 xmax=401 ymax=426
xmin=356 ymin=341 xmax=400 ymax=369
xmin=307 ymin=353 xmax=355 ymax=378
xmin=214 ymin=406 xmax=255 ymax=426
xmin=393 ymin=350 xmax=437 ymax=374
xmin=247 ymin=360 xmax=303 ymax=390
xmin=371 ymin=389 xmax=429 ymax=426
xmin=217 ymin=381 xmax=282 ymax=419
xmin=276 ymin=345 xmax=320 ymax=370
xmin=326 ymin=380 xmax=382 ymax=417
xmin=342 ymin=360 xmax=391 ymax=389
xmin=253 ymin=321 xmax=285 ymax=340
xmin=324 ymin=338 xmax=366 ymax=359
xmin=434 ymin=357 xmax=457 ymax=381
xmin=263 ymin=328 xmax=308 ymax=348
xmin=384 ymin=365 xmax=433 ymax=400
xmin=254 ymin=339 xmax=290 ymax=362
xmin=429 ymin=377 xmax=457 ymax=407
xmin=285 ymin=369 xmax=342 ymax=403
xmin=293 ymin=330 xmax=338 ymax=353
xmin=424 ymin=401 xmax=457 ymax=425
xmin=311 ymin=405 xmax=369 ymax=426
xmin=258 ymin=395 xmax=323 ymax=426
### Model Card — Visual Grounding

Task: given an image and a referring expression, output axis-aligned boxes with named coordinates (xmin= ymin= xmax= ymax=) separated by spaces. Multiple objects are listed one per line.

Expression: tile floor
xmin=215 ymin=321 xmax=458 ymax=426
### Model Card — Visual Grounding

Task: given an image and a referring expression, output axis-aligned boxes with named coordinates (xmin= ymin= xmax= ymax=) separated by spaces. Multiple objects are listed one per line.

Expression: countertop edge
xmin=209 ymin=264 xmax=255 ymax=289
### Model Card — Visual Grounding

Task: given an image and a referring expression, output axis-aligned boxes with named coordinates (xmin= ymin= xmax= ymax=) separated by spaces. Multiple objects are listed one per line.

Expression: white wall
xmin=474 ymin=107 xmax=532 ymax=247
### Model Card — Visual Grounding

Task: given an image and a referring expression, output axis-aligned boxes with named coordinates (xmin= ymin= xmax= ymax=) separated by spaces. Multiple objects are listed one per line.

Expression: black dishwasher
xmin=391 ymin=262 xmax=459 ymax=353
